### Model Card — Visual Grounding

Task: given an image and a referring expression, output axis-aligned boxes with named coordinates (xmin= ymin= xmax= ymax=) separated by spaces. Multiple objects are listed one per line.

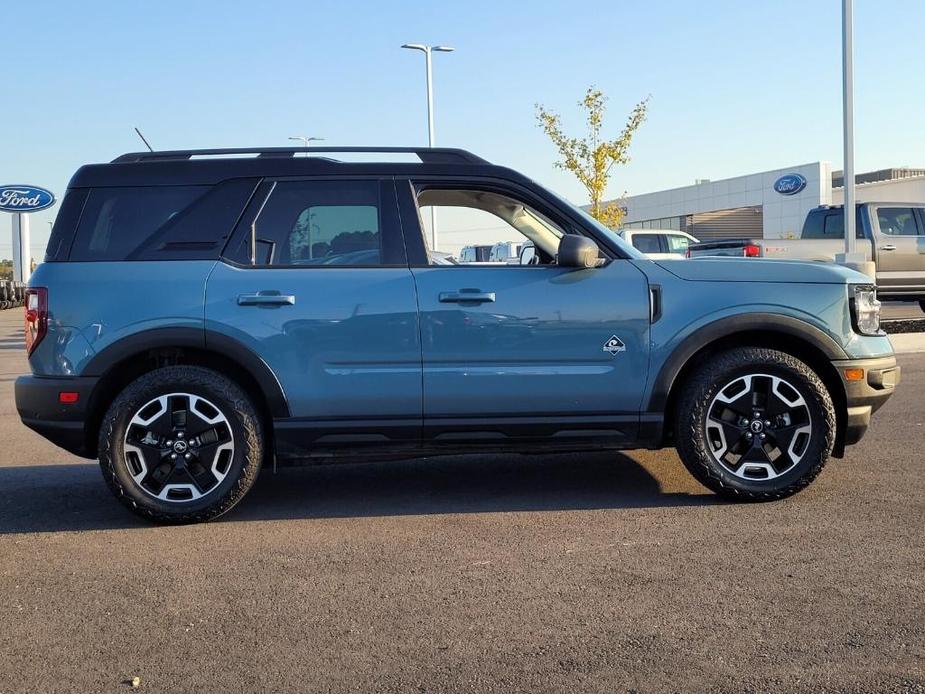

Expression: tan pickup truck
xmin=687 ymin=203 xmax=925 ymax=308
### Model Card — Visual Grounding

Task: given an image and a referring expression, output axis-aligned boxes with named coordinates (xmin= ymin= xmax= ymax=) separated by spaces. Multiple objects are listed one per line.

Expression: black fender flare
xmin=646 ymin=313 xmax=848 ymax=412
xmin=82 ymin=327 xmax=289 ymax=417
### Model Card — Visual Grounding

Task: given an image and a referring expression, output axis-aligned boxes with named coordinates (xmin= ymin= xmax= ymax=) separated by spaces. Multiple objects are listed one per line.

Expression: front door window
xmin=416 ymin=188 xmax=565 ymax=266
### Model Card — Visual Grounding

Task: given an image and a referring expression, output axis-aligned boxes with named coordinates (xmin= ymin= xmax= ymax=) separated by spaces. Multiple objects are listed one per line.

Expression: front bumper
xmin=831 ymin=355 xmax=900 ymax=449
xmin=15 ymin=375 xmax=99 ymax=458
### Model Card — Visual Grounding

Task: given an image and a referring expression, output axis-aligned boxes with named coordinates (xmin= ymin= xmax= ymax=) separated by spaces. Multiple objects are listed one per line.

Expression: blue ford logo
xmin=773 ymin=174 xmax=807 ymax=196
xmin=0 ymin=185 xmax=56 ymax=213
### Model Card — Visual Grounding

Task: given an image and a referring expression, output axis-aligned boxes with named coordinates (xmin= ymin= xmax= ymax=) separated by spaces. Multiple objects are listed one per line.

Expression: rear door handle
xmin=438 ymin=290 xmax=496 ymax=304
xmin=880 ymin=244 xmax=897 ymax=251
xmin=237 ymin=292 xmax=296 ymax=306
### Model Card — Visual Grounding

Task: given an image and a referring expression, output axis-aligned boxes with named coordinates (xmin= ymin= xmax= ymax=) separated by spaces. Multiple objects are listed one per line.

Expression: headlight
xmin=850 ymin=285 xmax=882 ymax=336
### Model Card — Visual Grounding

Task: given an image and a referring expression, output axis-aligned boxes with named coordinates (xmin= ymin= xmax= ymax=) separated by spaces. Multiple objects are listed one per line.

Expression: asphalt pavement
xmin=0 ymin=309 xmax=922 ymax=693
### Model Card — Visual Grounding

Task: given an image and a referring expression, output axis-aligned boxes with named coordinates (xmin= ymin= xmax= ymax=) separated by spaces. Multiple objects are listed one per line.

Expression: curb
xmin=889 ymin=333 xmax=925 ymax=355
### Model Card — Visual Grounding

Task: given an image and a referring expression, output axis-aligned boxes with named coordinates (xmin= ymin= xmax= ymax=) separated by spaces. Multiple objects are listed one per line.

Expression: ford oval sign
xmin=773 ymin=174 xmax=807 ymax=196
xmin=0 ymin=185 xmax=56 ymax=213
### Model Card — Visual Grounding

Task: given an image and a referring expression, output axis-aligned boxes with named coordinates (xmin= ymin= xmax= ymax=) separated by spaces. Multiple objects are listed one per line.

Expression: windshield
xmin=540 ymin=187 xmax=645 ymax=259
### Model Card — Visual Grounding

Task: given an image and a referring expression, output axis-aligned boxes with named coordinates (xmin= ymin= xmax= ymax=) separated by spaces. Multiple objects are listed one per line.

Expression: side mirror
xmin=557 ymin=235 xmax=600 ymax=268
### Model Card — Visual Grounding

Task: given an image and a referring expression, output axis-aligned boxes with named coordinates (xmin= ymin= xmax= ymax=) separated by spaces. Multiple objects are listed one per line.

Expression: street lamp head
xmin=401 ymin=43 xmax=427 ymax=51
xmin=433 ymin=46 xmax=455 ymax=52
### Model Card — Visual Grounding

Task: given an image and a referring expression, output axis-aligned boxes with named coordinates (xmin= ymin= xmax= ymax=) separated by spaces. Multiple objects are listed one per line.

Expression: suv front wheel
xmin=98 ymin=366 xmax=264 ymax=523
xmin=675 ymin=347 xmax=836 ymax=501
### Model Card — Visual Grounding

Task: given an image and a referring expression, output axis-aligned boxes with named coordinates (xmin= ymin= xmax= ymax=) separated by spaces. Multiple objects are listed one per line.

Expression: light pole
xmin=836 ymin=0 xmax=874 ymax=278
xmin=402 ymin=43 xmax=454 ymax=249
xmin=288 ymin=136 xmax=324 ymax=156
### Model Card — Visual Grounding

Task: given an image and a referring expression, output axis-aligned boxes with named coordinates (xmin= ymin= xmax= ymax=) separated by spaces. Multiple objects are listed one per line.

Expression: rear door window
xmin=877 ymin=207 xmax=921 ymax=236
xmin=248 ymin=180 xmax=382 ymax=266
xmin=224 ymin=179 xmax=410 ymax=267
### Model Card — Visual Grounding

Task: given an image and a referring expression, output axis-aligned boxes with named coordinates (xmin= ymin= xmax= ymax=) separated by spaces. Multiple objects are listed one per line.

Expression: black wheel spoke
xmin=141 ymin=450 xmax=173 ymax=491
xmin=771 ymin=424 xmax=801 ymax=454
xmin=143 ymin=406 xmax=175 ymax=438
xmin=185 ymin=452 xmax=219 ymax=492
xmin=750 ymin=376 xmax=772 ymax=412
xmin=765 ymin=388 xmax=793 ymax=419
xmin=168 ymin=394 xmax=190 ymax=430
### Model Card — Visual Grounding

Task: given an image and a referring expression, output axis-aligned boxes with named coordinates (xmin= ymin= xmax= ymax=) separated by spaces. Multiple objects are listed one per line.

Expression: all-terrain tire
xmin=98 ymin=366 xmax=263 ymax=523
xmin=675 ymin=347 xmax=836 ymax=501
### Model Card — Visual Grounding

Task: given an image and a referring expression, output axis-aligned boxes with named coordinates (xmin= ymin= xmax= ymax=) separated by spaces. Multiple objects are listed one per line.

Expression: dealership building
xmin=618 ymin=163 xmax=925 ymax=240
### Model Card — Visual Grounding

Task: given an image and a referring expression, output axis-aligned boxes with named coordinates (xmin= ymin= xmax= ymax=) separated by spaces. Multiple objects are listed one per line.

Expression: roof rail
xmin=111 ymin=146 xmax=488 ymax=165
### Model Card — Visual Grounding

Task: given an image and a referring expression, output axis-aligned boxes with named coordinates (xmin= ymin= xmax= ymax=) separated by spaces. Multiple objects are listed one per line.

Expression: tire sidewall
xmin=99 ymin=367 xmax=262 ymax=522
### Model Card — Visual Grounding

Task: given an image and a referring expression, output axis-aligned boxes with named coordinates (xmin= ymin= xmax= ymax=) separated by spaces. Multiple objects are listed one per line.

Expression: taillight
xmin=743 ymin=244 xmax=761 ymax=258
xmin=24 ymin=287 xmax=48 ymax=356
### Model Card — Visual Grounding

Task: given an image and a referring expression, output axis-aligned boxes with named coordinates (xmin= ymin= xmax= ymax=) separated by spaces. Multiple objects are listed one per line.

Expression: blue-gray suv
xmin=15 ymin=147 xmax=900 ymax=523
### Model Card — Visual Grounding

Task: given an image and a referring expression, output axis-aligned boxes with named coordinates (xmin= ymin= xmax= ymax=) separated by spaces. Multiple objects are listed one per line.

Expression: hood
xmin=653 ymin=257 xmax=871 ymax=284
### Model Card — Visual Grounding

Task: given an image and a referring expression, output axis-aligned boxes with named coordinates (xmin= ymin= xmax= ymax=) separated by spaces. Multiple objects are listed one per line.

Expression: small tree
xmin=536 ymin=88 xmax=649 ymax=228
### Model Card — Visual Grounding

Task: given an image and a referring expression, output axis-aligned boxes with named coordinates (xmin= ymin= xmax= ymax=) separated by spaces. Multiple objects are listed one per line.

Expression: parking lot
xmin=0 ymin=307 xmax=922 ymax=692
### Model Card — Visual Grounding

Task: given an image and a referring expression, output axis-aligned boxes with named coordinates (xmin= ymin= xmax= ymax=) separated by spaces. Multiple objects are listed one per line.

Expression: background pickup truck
xmin=687 ymin=203 xmax=925 ymax=305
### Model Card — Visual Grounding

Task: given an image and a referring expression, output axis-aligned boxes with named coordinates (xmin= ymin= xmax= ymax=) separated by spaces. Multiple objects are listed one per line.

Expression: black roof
xmin=68 ymin=146 xmax=522 ymax=188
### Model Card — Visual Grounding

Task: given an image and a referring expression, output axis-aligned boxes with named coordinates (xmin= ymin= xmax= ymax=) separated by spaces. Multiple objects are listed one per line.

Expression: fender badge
xmin=603 ymin=335 xmax=626 ymax=355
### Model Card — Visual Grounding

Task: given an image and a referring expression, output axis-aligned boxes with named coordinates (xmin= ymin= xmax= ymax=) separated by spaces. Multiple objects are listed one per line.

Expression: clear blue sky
xmin=2 ymin=0 xmax=923 ymax=259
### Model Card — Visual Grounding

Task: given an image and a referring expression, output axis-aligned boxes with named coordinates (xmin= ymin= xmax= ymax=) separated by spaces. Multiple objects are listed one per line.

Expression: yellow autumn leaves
xmin=536 ymin=88 xmax=649 ymax=229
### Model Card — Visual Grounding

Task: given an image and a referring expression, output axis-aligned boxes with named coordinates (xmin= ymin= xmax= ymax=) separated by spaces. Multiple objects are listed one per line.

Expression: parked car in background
xmin=687 ymin=203 xmax=925 ymax=309
xmin=519 ymin=241 xmax=538 ymax=265
xmin=459 ymin=244 xmax=493 ymax=263
xmin=17 ymin=146 xmax=898 ymax=523
xmin=489 ymin=240 xmax=525 ymax=263
xmin=430 ymin=251 xmax=457 ymax=265
xmin=619 ymin=229 xmax=699 ymax=259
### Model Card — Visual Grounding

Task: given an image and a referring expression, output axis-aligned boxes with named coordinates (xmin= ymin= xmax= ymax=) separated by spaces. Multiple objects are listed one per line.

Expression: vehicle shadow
xmin=0 ymin=452 xmax=716 ymax=535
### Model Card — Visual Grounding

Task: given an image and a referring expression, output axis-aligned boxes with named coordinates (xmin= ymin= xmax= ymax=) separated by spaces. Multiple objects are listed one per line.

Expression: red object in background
xmin=24 ymin=287 xmax=48 ymax=356
xmin=743 ymin=244 xmax=761 ymax=258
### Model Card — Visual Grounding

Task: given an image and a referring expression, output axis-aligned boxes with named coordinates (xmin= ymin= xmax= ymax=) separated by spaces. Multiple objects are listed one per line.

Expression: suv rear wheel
xmin=98 ymin=366 xmax=263 ymax=523
xmin=675 ymin=347 xmax=836 ymax=501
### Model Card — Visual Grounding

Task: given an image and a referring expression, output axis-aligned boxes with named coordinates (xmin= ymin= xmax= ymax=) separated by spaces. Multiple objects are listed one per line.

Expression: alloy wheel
xmin=704 ymin=373 xmax=813 ymax=481
xmin=122 ymin=393 xmax=235 ymax=502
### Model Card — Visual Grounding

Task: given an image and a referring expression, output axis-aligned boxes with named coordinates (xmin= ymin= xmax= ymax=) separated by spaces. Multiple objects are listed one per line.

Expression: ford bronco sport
xmin=16 ymin=147 xmax=899 ymax=523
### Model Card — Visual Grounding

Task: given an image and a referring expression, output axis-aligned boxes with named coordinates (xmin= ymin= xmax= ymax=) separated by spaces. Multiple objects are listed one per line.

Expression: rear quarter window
xmin=67 ymin=179 xmax=257 ymax=262
xmin=44 ymin=189 xmax=88 ymax=261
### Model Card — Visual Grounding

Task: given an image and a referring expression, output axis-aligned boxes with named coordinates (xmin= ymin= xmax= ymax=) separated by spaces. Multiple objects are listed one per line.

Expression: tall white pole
xmin=835 ymin=0 xmax=873 ymax=278
xmin=425 ymin=48 xmax=435 ymax=149
xmin=403 ymin=43 xmax=454 ymax=251
xmin=11 ymin=213 xmax=31 ymax=283
xmin=424 ymin=48 xmax=438 ymax=250
xmin=842 ymin=0 xmax=856 ymax=256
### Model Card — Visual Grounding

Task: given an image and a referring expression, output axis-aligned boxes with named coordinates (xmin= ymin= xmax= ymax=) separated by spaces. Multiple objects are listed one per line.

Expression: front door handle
xmin=880 ymin=244 xmax=897 ymax=251
xmin=237 ymin=292 xmax=296 ymax=306
xmin=438 ymin=290 xmax=496 ymax=304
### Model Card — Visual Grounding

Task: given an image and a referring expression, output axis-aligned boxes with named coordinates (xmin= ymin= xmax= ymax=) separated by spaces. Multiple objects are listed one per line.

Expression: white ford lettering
xmin=0 ymin=189 xmax=41 ymax=208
